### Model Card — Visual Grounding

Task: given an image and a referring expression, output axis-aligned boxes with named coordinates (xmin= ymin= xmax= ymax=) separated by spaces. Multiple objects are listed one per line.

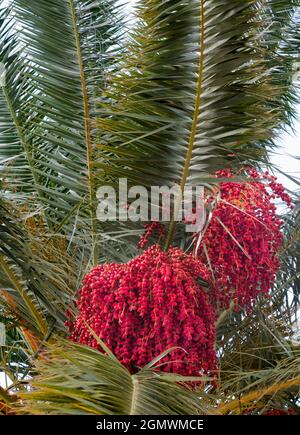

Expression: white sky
xmin=0 ymin=371 xmax=12 ymax=388
xmin=271 ymin=107 xmax=300 ymax=193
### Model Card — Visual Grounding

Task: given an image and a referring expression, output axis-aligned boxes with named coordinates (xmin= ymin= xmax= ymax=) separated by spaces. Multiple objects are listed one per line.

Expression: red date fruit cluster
xmin=68 ymin=245 xmax=217 ymax=377
xmin=195 ymin=168 xmax=292 ymax=310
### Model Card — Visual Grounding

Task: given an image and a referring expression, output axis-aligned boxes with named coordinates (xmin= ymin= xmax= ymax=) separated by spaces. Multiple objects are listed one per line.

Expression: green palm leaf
xmin=18 ymin=339 xmax=211 ymax=415
xmin=96 ymin=0 xmax=300 ymax=245
xmin=0 ymin=1 xmax=124 ymax=263
xmin=0 ymin=196 xmax=77 ymax=336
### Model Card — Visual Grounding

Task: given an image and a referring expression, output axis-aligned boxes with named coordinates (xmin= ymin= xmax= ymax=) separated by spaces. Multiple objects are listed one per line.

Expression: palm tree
xmin=0 ymin=0 xmax=300 ymax=414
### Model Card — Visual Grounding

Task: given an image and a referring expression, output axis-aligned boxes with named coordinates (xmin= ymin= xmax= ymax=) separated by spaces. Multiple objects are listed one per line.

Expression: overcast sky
xmin=272 ymin=108 xmax=300 ymax=193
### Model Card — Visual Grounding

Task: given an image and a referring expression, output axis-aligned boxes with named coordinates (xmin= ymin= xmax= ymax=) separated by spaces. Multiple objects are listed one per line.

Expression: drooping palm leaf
xmin=0 ymin=318 xmax=30 ymax=382
xmin=18 ymin=339 xmax=212 ymax=415
xmin=216 ymin=341 xmax=300 ymax=415
xmin=0 ymin=196 xmax=77 ymax=337
xmin=0 ymin=1 xmax=125 ymax=263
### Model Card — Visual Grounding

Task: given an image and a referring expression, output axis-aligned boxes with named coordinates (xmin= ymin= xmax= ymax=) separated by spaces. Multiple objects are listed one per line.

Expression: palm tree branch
xmin=218 ymin=377 xmax=300 ymax=414
xmin=1 ymin=82 xmax=46 ymax=207
xmin=165 ymin=0 xmax=205 ymax=248
xmin=0 ymin=255 xmax=48 ymax=336
xmin=69 ymin=0 xmax=97 ymax=263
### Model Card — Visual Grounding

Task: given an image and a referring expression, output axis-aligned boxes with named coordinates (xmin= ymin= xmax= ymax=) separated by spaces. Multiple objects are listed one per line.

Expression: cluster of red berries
xmin=68 ymin=168 xmax=292 ymax=377
xmin=67 ymin=245 xmax=217 ymax=377
xmin=194 ymin=168 xmax=292 ymax=310
xmin=137 ymin=221 xmax=165 ymax=249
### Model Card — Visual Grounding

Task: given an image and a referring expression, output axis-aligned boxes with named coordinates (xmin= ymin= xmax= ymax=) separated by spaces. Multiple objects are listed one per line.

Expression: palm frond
xmin=218 ymin=376 xmax=300 ymax=414
xmin=95 ymin=0 xmax=300 ymax=245
xmin=0 ymin=196 xmax=77 ymax=336
xmin=18 ymin=339 xmax=211 ymax=415
xmin=214 ymin=284 xmax=300 ymax=414
xmin=0 ymin=1 xmax=125 ymax=263
xmin=0 ymin=318 xmax=30 ymax=382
